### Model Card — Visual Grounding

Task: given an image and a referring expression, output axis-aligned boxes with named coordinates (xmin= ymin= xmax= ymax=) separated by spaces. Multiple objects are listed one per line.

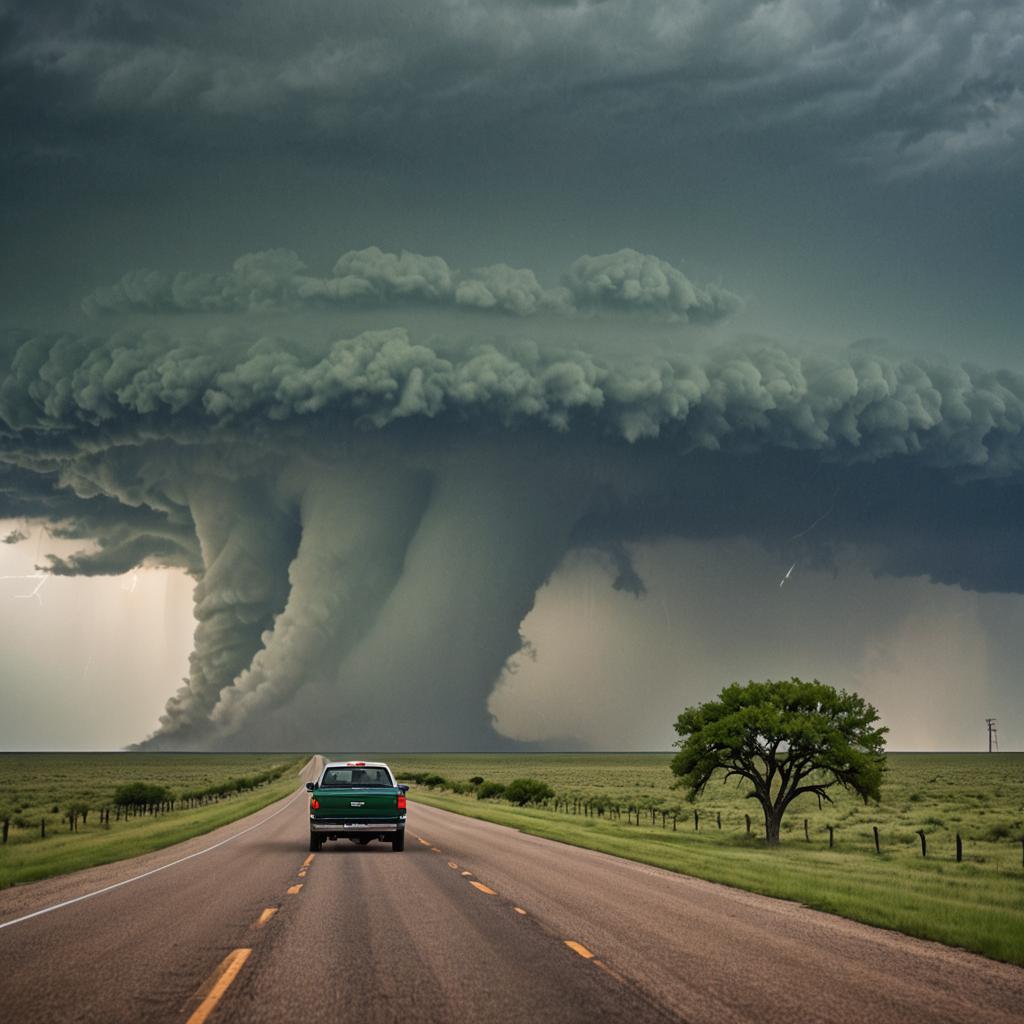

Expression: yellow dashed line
xmin=447 ymin=861 xmax=459 ymax=870
xmin=287 ymin=884 xmax=303 ymax=895
xmin=302 ymin=853 xmax=315 ymax=867
xmin=564 ymin=940 xmax=595 ymax=960
xmin=513 ymin=907 xmax=527 ymax=915
xmin=469 ymin=881 xmax=497 ymax=895
xmin=430 ymin=847 xmax=442 ymax=853
xmin=185 ymin=948 xmax=252 ymax=1024
xmin=298 ymin=870 xmax=307 ymax=878
xmin=418 ymin=838 xmax=431 ymax=846
xmin=254 ymin=908 xmax=277 ymax=928
xmin=461 ymin=870 xmax=473 ymax=877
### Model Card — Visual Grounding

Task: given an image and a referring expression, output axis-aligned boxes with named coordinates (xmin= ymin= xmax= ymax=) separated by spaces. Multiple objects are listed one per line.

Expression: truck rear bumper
xmin=310 ymin=820 xmax=403 ymax=833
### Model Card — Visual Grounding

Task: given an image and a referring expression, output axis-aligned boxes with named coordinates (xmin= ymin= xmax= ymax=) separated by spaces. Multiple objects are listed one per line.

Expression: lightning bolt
xmin=6 ymin=574 xmax=48 ymax=604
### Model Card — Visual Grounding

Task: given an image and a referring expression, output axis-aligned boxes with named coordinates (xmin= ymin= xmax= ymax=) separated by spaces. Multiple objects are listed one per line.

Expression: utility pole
xmin=986 ymin=718 xmax=998 ymax=753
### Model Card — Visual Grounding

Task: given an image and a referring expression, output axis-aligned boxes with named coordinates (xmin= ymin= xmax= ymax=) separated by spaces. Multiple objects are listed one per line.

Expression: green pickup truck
xmin=306 ymin=760 xmax=408 ymax=852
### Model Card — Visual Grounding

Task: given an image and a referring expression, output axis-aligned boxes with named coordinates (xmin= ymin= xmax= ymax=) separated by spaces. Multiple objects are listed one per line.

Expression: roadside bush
xmin=476 ymin=782 xmax=506 ymax=800
xmin=469 ymin=776 xmax=484 ymax=786
xmin=504 ymin=778 xmax=555 ymax=806
xmin=113 ymin=782 xmax=172 ymax=808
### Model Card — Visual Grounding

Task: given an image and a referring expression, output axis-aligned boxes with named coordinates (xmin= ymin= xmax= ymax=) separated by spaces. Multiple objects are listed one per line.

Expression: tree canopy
xmin=670 ymin=678 xmax=887 ymax=843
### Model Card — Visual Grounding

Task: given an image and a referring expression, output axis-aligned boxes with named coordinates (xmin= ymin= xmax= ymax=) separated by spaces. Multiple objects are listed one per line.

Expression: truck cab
xmin=306 ymin=760 xmax=407 ymax=852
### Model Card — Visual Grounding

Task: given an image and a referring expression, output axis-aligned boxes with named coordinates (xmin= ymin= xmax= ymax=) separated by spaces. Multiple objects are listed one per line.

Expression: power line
xmin=985 ymin=718 xmax=999 ymax=753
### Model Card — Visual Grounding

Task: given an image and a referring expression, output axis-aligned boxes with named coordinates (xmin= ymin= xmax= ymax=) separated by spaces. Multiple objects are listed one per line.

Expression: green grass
xmin=372 ymin=752 xmax=1024 ymax=966
xmin=0 ymin=753 xmax=308 ymax=888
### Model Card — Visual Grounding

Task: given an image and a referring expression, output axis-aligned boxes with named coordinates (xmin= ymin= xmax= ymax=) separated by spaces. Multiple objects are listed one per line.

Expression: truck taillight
xmin=310 ymin=798 xmax=320 ymax=810
xmin=397 ymin=794 xmax=407 ymax=810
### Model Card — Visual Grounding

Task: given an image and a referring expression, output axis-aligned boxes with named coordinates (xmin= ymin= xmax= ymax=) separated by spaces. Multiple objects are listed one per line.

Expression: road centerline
xmin=185 ymin=948 xmax=252 ymax=1024
xmin=565 ymin=940 xmax=595 ymax=960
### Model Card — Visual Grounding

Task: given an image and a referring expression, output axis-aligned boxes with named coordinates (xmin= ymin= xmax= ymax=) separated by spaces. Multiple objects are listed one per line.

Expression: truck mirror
xmin=305 ymin=781 xmax=315 ymax=792
xmin=397 ymin=784 xmax=410 ymax=794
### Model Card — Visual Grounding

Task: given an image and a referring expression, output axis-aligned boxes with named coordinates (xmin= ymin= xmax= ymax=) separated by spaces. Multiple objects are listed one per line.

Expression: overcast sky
xmin=1 ymin=1 xmax=1021 ymax=751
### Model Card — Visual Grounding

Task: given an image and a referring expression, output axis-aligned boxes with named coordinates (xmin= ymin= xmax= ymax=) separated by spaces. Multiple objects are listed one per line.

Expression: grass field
xmin=0 ymin=753 xmax=307 ymax=888
xmin=372 ymin=752 xmax=1024 ymax=966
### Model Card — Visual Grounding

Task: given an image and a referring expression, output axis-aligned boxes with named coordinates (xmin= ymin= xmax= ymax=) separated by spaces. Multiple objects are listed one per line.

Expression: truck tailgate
xmin=314 ymin=788 xmax=399 ymax=819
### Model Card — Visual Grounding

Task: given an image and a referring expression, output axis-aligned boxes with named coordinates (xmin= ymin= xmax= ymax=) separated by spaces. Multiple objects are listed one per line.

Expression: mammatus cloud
xmin=82 ymin=246 xmax=742 ymax=324
xmin=3 ymin=315 xmax=1024 ymax=749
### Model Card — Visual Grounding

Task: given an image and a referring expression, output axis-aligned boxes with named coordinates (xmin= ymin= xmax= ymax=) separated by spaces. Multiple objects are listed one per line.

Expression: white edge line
xmin=0 ymin=788 xmax=305 ymax=931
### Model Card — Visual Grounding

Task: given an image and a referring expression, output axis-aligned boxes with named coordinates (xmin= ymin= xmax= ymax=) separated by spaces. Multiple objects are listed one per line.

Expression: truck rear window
xmin=320 ymin=767 xmax=392 ymax=787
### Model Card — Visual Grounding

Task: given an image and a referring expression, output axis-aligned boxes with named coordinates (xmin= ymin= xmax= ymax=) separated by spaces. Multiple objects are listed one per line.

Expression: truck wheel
xmin=309 ymin=831 xmax=322 ymax=852
xmin=391 ymin=830 xmax=405 ymax=852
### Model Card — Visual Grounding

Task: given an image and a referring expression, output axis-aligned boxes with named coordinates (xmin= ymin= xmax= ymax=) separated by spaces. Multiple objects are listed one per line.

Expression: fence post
xmin=916 ymin=830 xmax=927 ymax=857
xmin=693 ymin=809 xmax=699 ymax=832
xmin=873 ymin=826 xmax=880 ymax=854
xmin=40 ymin=817 xmax=46 ymax=839
xmin=827 ymin=825 xmax=834 ymax=848
xmin=717 ymin=812 xmax=721 ymax=830
xmin=672 ymin=816 xmax=677 ymax=831
xmin=745 ymin=814 xmax=751 ymax=835
xmin=956 ymin=833 xmax=963 ymax=863
xmin=1 ymin=817 xmax=8 ymax=844
xmin=804 ymin=818 xmax=810 ymax=842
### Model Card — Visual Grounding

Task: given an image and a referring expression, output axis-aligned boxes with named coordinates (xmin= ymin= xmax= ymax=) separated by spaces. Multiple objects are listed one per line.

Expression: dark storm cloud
xmin=2 ymin=1 xmax=1021 ymax=176
xmin=81 ymin=245 xmax=742 ymax=323
xmin=3 ymin=313 xmax=1024 ymax=749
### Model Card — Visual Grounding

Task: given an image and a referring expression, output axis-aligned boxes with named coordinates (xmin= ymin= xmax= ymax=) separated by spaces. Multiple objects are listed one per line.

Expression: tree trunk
xmin=764 ymin=808 xmax=782 ymax=844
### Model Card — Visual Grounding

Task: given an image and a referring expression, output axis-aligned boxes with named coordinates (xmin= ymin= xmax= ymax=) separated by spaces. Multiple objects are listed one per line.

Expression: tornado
xmin=207 ymin=458 xmax=431 ymax=737
xmin=141 ymin=474 xmax=299 ymax=747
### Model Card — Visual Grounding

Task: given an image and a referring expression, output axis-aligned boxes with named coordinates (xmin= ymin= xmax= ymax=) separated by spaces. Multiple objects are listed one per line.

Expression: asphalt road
xmin=1 ymin=756 xmax=1021 ymax=1024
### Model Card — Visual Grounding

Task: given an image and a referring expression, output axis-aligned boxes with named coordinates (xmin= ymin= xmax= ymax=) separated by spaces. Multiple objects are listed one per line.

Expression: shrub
xmin=981 ymin=821 xmax=1020 ymax=842
xmin=504 ymin=778 xmax=555 ymax=806
xmin=469 ymin=776 xmax=484 ymax=786
xmin=113 ymin=782 xmax=172 ymax=807
xmin=476 ymin=782 xmax=507 ymax=800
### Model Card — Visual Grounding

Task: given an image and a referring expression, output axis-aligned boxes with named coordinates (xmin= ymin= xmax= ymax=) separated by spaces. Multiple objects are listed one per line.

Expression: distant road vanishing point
xmin=0 ymin=756 xmax=1021 ymax=1023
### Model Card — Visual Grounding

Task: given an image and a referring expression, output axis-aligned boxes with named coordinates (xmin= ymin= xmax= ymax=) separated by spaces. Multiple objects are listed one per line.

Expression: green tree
xmin=670 ymin=678 xmax=887 ymax=844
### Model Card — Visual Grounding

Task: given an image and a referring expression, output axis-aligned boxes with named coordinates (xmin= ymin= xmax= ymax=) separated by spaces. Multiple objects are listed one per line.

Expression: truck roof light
xmin=347 ymin=761 xmax=366 ymax=766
